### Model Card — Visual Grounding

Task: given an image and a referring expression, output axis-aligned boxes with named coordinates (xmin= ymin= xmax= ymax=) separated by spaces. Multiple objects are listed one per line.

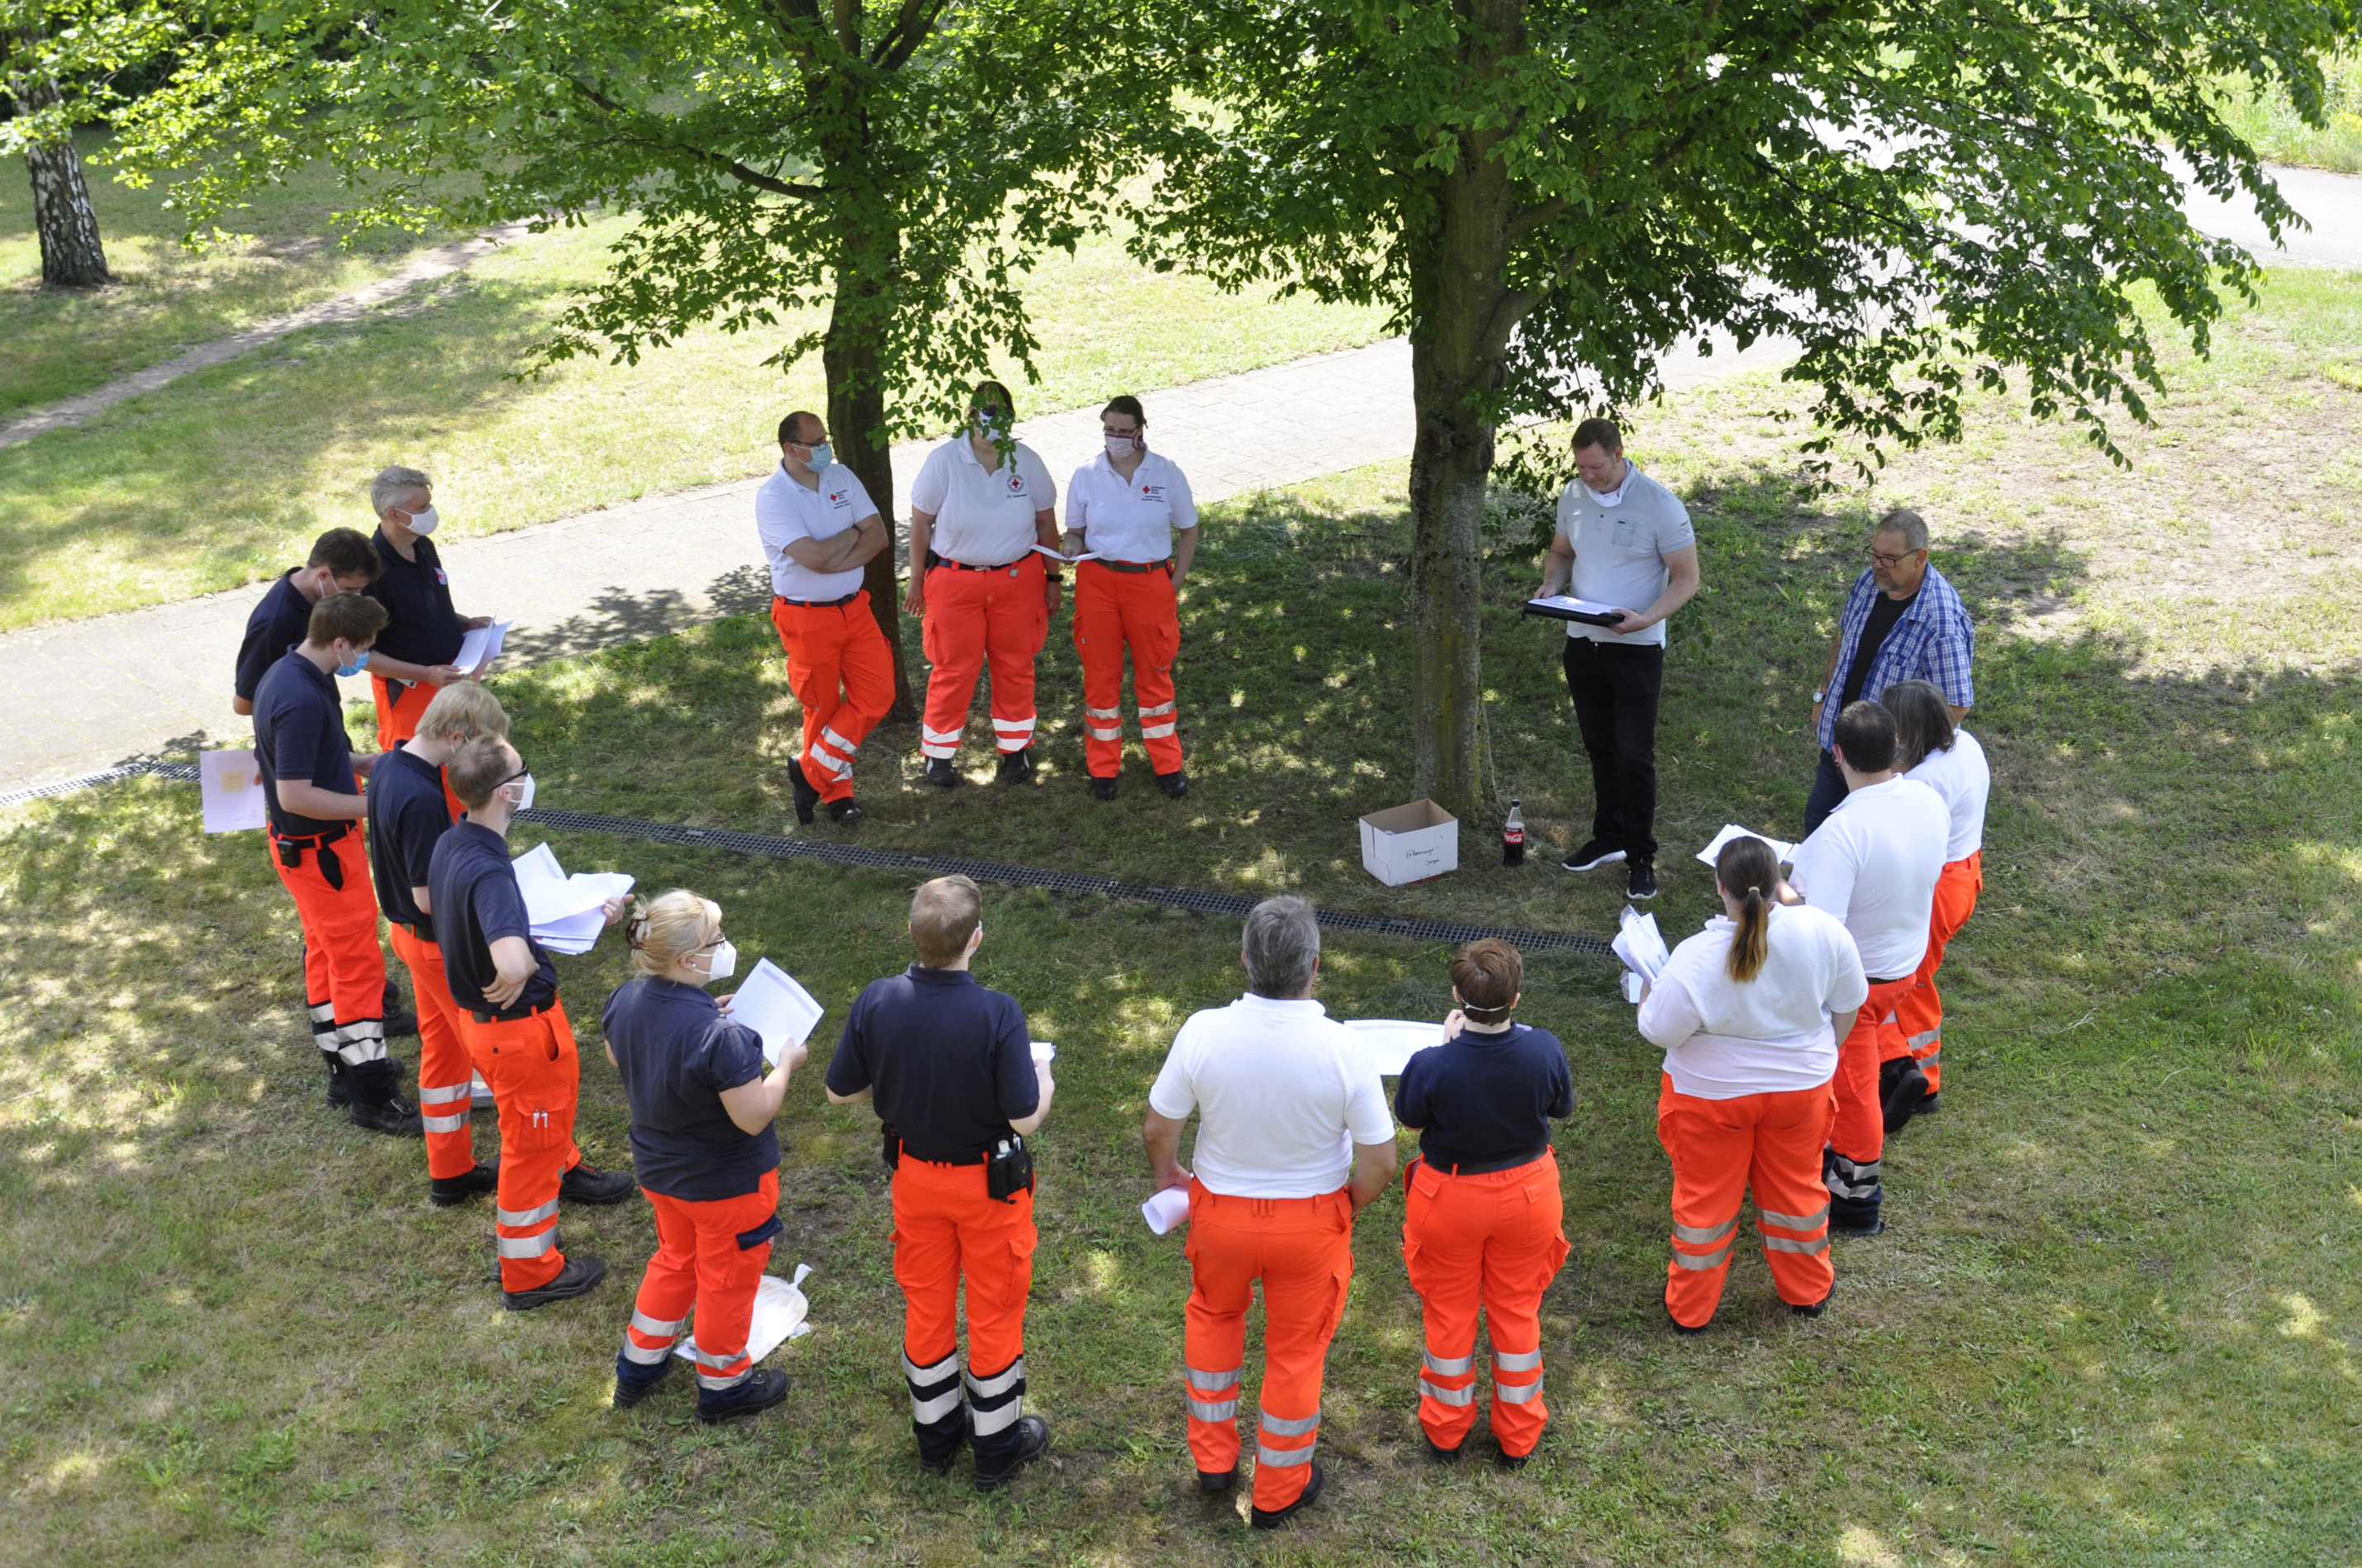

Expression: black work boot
xmin=698 ymin=1368 xmax=793 ymax=1425
xmin=612 ymin=1352 xmax=676 ymax=1409
xmin=1880 ymin=1057 xmax=1930 ymax=1134
xmin=787 ymin=758 xmax=820 ymax=825
xmin=826 ymin=797 xmax=865 ymax=824
xmin=1824 ymin=1147 xmax=1884 ymax=1235
xmin=1249 ymin=1458 xmax=1325 ymax=1528
xmin=502 ymin=1252 xmax=608 ymax=1312
xmin=350 ymin=1091 xmax=424 ymax=1136
xmin=429 ymin=1160 xmax=500 ymax=1207
xmin=1089 ymin=776 xmax=1119 ymax=801
xmin=559 ymin=1161 xmax=636 ymax=1205
xmin=925 ymin=757 xmax=959 ymax=788
xmin=973 ymin=1414 xmax=1049 ymax=1491
xmin=995 ymin=747 xmax=1034 ymax=784
xmin=1155 ymin=769 xmax=1189 ymax=799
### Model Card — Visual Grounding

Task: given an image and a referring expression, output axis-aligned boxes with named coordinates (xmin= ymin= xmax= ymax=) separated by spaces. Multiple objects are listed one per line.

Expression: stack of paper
xmin=728 ymin=959 xmax=826 ymax=1068
xmin=1343 ymin=1018 xmax=1445 ymax=1076
xmin=199 ymin=748 xmax=269 ymax=834
xmin=677 ymin=1264 xmax=814 ymax=1368
xmin=1032 ymin=544 xmax=1101 ymax=563
xmin=1613 ymin=905 xmax=1671 ymax=992
xmin=511 ymin=841 xmax=634 ymax=954
xmin=454 ymin=619 xmax=516 ymax=677
xmin=1141 ymin=1187 xmax=1191 ymax=1235
xmin=1694 ymin=824 xmax=1798 ymax=867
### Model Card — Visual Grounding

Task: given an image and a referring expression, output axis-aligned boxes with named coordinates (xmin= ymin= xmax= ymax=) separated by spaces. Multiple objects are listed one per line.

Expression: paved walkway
xmin=2 ymin=163 xmax=2355 ymax=793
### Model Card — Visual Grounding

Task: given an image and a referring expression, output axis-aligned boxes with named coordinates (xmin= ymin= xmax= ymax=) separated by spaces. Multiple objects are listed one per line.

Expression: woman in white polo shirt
xmin=904 ymin=380 xmax=1062 ymax=787
xmin=1063 ymin=395 xmax=1199 ymax=801
xmin=1884 ymin=678 xmax=1990 ymax=1121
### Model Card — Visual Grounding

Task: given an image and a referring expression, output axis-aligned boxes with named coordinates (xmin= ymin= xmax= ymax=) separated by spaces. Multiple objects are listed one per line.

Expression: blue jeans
xmin=1804 ymin=749 xmax=1849 ymax=839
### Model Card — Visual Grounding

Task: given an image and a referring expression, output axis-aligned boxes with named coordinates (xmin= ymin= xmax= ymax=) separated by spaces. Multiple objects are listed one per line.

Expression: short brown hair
xmin=307 ymin=527 xmax=381 ymax=583
xmin=446 ymin=734 xmax=520 ymax=811
xmin=1450 ymin=938 xmax=1523 ymax=1021
xmin=777 ymin=411 xmax=822 ymax=445
xmin=416 ymin=682 xmax=510 ymax=744
xmin=1571 ymin=417 xmax=1623 ymax=454
xmin=910 ymin=875 xmax=982 ymax=967
xmin=307 ymin=592 xmax=387 ymax=648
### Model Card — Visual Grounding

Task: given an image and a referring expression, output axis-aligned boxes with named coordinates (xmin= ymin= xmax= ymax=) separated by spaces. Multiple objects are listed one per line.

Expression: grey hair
xmin=371 ymin=465 xmax=432 ymax=516
xmin=1242 ymin=895 xmax=1320 ymax=998
xmin=1875 ymin=508 xmax=1930 ymax=553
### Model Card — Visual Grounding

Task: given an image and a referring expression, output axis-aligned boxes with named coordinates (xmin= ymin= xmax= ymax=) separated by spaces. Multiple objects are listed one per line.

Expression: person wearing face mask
xmin=903 ymin=381 xmax=1062 ymax=786
xmin=756 ymin=411 xmax=895 ymax=825
xmin=231 ymin=528 xmax=382 ymax=717
xmin=605 ymin=890 xmax=809 ymax=1423
xmin=1062 ymin=395 xmax=1198 ymax=801
xmin=251 ymin=592 xmax=419 ymax=1133
xmin=362 ymin=464 xmax=495 ymax=753
xmin=430 ymin=734 xmax=638 ymax=1309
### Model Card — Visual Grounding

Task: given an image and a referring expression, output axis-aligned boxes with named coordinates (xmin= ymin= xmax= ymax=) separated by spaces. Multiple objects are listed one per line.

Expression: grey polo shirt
xmin=1552 ymin=464 xmax=1696 ymax=648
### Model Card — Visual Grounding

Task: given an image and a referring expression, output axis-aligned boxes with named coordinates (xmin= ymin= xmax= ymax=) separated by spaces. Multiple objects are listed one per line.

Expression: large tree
xmin=125 ymin=0 xmax=1150 ymax=714
xmin=1137 ymin=0 xmax=2355 ymax=817
xmin=3 ymin=0 xmax=176 ymax=287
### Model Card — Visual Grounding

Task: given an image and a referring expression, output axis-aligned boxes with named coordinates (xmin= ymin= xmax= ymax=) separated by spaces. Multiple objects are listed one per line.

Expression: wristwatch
xmin=1812 ymin=689 xmax=1826 ymax=702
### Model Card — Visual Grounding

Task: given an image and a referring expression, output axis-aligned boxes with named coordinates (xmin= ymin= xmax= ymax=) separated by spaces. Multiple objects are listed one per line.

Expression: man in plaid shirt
xmin=1804 ymin=511 xmax=1975 ymax=834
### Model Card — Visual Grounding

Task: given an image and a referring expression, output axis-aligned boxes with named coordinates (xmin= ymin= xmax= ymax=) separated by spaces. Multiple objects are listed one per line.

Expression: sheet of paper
xmin=513 ymin=842 xmax=634 ymax=926
xmin=1033 ymin=544 xmax=1100 ymax=563
xmin=1343 ymin=1018 xmax=1444 ymax=1076
xmin=454 ymin=618 xmax=515 ymax=675
xmin=1523 ymin=594 xmax=1628 ymax=625
xmin=1613 ymin=905 xmax=1671 ymax=983
xmin=1141 ymin=1187 xmax=1191 ymax=1236
xmin=730 ymin=959 xmax=826 ymax=1068
xmin=199 ymin=748 xmax=269 ymax=834
xmin=1031 ymin=1041 xmax=1055 ymax=1063
xmin=677 ymin=1264 xmax=813 ymax=1367
xmin=531 ymin=905 xmax=607 ymax=954
xmin=1694 ymin=823 xmax=1798 ymax=867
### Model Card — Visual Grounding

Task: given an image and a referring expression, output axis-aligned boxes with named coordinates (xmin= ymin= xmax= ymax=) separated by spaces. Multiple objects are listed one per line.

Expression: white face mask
xmin=1105 ymin=433 xmax=1139 ymax=459
xmin=700 ymin=939 xmax=737 ymax=982
xmin=404 ymin=505 xmax=440 ymax=536
xmin=503 ymin=772 xmax=536 ymax=812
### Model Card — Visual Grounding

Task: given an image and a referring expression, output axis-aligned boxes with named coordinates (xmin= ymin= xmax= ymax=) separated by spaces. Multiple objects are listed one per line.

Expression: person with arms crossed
xmin=757 ymin=411 xmax=895 ymax=825
xmin=1142 ymin=896 xmax=1398 ymax=1528
xmin=1638 ymin=834 xmax=1867 ymax=1329
xmin=825 ymin=876 xmax=1056 ymax=1489
xmin=366 ymin=682 xmax=511 ymax=1205
xmin=903 ymin=381 xmax=1062 ymax=786
xmin=1538 ymin=419 xmax=1702 ymax=901
xmin=1392 ymin=939 xmax=1573 ymax=1468
xmin=430 ymin=735 xmax=637 ymax=1309
xmin=362 ymin=465 xmax=494 ymax=753
xmin=607 ymin=890 xmax=806 ymax=1423
xmin=1804 ymin=509 xmax=1975 ymax=836
xmin=1883 ymin=679 xmax=1990 ymax=1124
xmin=251 ymin=592 xmax=417 ymax=1133
xmin=1063 ymin=395 xmax=1198 ymax=801
xmin=1784 ymin=701 xmax=1948 ymax=1236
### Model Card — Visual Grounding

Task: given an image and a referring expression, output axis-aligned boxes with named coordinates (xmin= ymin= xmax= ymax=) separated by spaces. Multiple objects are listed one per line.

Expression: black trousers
xmin=1803 ymin=748 xmax=1850 ymax=839
xmin=1561 ymin=638 xmax=1666 ymax=864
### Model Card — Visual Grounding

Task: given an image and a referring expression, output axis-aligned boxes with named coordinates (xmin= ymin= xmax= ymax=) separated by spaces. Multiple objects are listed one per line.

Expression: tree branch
xmin=572 ymin=80 xmax=824 ymax=201
xmin=872 ymin=0 xmax=952 ymax=71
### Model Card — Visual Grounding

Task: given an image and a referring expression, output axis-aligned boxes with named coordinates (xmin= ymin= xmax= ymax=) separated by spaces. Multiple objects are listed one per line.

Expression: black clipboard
xmin=1523 ymin=596 xmax=1628 ymax=628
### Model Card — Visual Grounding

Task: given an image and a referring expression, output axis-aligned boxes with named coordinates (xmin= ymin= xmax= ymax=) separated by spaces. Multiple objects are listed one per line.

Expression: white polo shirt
xmin=755 ymin=461 xmax=877 ymax=602
xmin=1904 ymin=728 xmax=1989 ymax=862
xmin=910 ymin=435 xmax=1057 ymax=567
xmin=1637 ymin=904 xmax=1869 ymax=1098
xmin=1552 ymin=463 xmax=1695 ymax=648
xmin=1067 ymin=450 xmax=1198 ymax=563
xmin=1789 ymin=775 xmax=1951 ymax=979
xmin=1148 ymin=993 xmax=1395 ymax=1199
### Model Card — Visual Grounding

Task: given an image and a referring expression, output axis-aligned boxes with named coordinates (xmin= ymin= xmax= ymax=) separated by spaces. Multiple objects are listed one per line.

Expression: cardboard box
xmin=1358 ymin=799 xmax=1460 ymax=886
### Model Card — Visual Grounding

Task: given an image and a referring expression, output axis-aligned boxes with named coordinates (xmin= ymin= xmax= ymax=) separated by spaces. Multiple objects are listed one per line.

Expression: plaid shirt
xmin=1818 ymin=562 xmax=1975 ymax=751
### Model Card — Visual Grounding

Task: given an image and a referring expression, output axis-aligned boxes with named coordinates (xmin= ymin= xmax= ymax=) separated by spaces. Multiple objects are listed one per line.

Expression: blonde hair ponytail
xmin=628 ymin=889 xmax=720 ymax=977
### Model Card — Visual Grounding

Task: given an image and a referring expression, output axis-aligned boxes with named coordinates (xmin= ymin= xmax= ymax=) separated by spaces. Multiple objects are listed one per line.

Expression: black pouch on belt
xmin=986 ymin=1134 xmax=1035 ymax=1202
xmin=882 ymin=1122 xmax=901 ymax=1171
xmin=275 ymin=838 xmax=303 ymax=869
xmin=316 ymin=838 xmax=345 ymax=892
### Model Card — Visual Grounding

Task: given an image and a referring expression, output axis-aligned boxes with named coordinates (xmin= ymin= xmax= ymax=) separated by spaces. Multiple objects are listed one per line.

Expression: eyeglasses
xmin=1865 ymin=546 xmax=1922 ymax=568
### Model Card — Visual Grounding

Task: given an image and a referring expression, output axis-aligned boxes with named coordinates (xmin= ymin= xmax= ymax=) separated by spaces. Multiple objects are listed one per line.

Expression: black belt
xmin=470 ymin=1000 xmax=555 ymax=1025
xmin=272 ymin=822 xmax=352 ymax=849
xmin=1087 ymin=558 xmax=1171 ymax=576
xmin=273 ymin=821 xmax=354 ymax=888
xmin=899 ymin=1146 xmax=993 ymax=1167
xmin=925 ymin=550 xmax=1026 ymax=573
xmin=1420 ymin=1148 xmax=1551 ymax=1178
xmin=1865 ymin=975 xmax=1904 ymax=987
xmin=776 ymin=591 xmax=862 ymax=609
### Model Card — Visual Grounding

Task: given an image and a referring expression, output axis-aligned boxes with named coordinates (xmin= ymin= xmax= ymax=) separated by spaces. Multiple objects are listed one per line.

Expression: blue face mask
xmin=336 ymin=647 xmax=372 ymax=678
xmin=804 ymin=442 xmax=833 ymax=470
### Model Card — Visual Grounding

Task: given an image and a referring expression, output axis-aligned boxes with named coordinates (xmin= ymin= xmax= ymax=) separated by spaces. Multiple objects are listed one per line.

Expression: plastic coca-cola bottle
xmin=1503 ymin=799 xmax=1527 ymax=867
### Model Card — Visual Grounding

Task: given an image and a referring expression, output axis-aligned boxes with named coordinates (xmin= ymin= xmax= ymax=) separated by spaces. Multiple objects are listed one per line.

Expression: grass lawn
xmin=2219 ymin=51 xmax=2362 ymax=175
xmin=4 ymin=272 xmax=2360 ymax=1566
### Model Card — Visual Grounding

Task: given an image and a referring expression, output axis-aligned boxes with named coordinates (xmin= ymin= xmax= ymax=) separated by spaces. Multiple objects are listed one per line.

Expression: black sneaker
xmin=386 ymin=1008 xmax=420 ymax=1039
xmin=1197 ymin=1466 xmax=1236 ymax=1494
xmin=1089 ymin=776 xmax=1119 ymax=801
xmin=429 ymin=1160 xmax=500 ymax=1207
xmin=503 ymin=1252 xmax=608 ymax=1311
xmin=559 ymin=1162 xmax=636 ymax=1205
xmin=974 ymin=1414 xmax=1050 ymax=1491
xmin=1881 ymin=1062 xmax=1929 ymax=1134
xmin=1626 ymin=861 xmax=1659 ymax=900
xmin=1248 ymin=1458 xmax=1325 ymax=1529
xmin=349 ymin=1091 xmax=424 ymax=1137
xmin=1424 ymin=1436 xmax=1462 ymax=1464
xmin=697 ymin=1368 xmax=793 ymax=1425
xmin=996 ymin=747 xmax=1035 ymax=784
xmin=826 ymin=797 xmax=865 ymax=824
xmin=925 ymin=757 xmax=959 ymax=788
xmin=613 ymin=1358 xmax=676 ymax=1409
xmin=787 ymin=758 xmax=820 ymax=825
xmin=1156 ymin=769 xmax=1189 ymax=799
xmin=1561 ymin=840 xmax=1625 ymax=873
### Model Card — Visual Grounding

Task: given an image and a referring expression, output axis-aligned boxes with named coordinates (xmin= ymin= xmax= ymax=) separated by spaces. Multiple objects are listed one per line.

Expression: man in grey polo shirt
xmin=1537 ymin=419 xmax=1702 ymax=900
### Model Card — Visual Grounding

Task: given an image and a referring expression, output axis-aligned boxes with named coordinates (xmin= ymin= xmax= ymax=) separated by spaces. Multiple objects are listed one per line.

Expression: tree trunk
xmin=17 ymin=73 xmax=110 ymax=288
xmin=824 ymin=297 xmax=917 ymax=722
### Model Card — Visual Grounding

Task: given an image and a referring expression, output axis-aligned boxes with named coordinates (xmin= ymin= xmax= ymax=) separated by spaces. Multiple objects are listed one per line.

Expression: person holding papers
xmin=367 ymin=682 xmax=512 ymax=1205
xmin=1537 ymin=420 xmax=1702 ymax=901
xmin=430 ymin=734 xmax=636 ymax=1309
xmin=362 ymin=464 xmax=494 ymax=751
xmin=825 ymin=875 xmax=1056 ymax=1489
xmin=1141 ymin=896 xmax=1397 ymax=1528
xmin=606 ymin=890 xmax=806 ymax=1423
xmin=902 ymin=381 xmax=1061 ymax=786
xmin=1784 ymin=701 xmax=1949 ymax=1236
xmin=1884 ymin=679 xmax=1991 ymax=1123
xmin=757 ymin=411 xmax=895 ymax=825
xmin=1392 ymin=939 xmax=1573 ymax=1466
xmin=1063 ymin=395 xmax=1197 ymax=801
xmin=1637 ymin=834 xmax=1867 ymax=1329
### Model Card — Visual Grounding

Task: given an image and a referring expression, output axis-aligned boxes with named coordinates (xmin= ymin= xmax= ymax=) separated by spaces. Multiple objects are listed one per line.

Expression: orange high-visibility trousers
xmin=1657 ymin=1074 xmax=1835 ymax=1326
xmin=1400 ymin=1154 xmax=1570 ymax=1456
xmin=891 ymin=1153 xmax=1037 ymax=1466
xmin=270 ymin=828 xmax=389 ymax=1069
xmin=368 ymin=677 xmax=465 ymax=815
xmin=389 ymin=921 xmax=479 ymax=1179
xmin=1181 ymin=1181 xmax=1356 ymax=1512
xmin=919 ymin=554 xmax=1048 ymax=762
xmin=772 ymin=592 xmax=896 ymax=804
xmin=1896 ymin=850 xmax=1981 ymax=1095
xmin=459 ymin=1000 xmax=584 ymax=1293
xmin=1072 ymin=559 xmax=1182 ymax=778
xmin=1828 ymin=976 xmax=1913 ymax=1226
xmin=620 ymin=1170 xmax=780 ymax=1399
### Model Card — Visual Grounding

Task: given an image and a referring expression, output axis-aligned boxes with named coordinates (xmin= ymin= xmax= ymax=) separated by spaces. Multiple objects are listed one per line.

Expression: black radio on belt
xmin=882 ymin=1121 xmax=901 ymax=1171
xmin=986 ymin=1134 xmax=1035 ymax=1202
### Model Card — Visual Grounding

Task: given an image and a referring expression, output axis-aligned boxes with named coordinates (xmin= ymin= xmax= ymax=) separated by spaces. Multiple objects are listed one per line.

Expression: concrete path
xmin=2 ymin=163 xmax=2356 ymax=795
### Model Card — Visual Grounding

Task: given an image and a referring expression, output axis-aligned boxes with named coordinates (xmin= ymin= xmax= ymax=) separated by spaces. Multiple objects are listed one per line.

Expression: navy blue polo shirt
xmin=251 ymin=649 xmax=357 ymax=839
xmin=234 ymin=571 xmax=315 ymax=703
xmin=366 ymin=745 xmax=454 ymax=939
xmin=427 ymin=820 xmax=558 ymax=1018
xmin=1394 ymin=1023 xmax=1574 ymax=1174
xmin=603 ymin=976 xmax=779 ymax=1200
xmin=825 ymin=966 xmax=1038 ymax=1163
xmin=364 ymin=528 xmax=464 ymax=668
